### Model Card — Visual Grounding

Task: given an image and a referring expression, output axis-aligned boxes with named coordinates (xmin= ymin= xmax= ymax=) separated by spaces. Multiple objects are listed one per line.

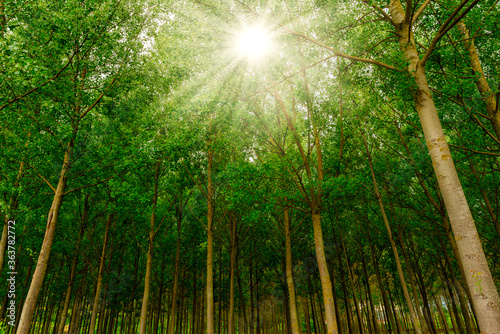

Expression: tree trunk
xmin=88 ymin=213 xmax=113 ymax=334
xmin=360 ymin=249 xmax=379 ymax=334
xmin=0 ymin=158 xmax=24 ymax=274
xmin=395 ymin=233 xmax=426 ymax=333
xmin=369 ymin=243 xmax=395 ymax=334
xmin=57 ymin=204 xmax=87 ymax=334
xmin=466 ymin=156 xmax=500 ymax=238
xmin=274 ymin=71 xmax=338 ymax=334
xmin=154 ymin=282 xmax=163 ymax=334
xmin=228 ymin=212 xmax=238 ymax=334
xmin=360 ymin=129 xmax=421 ymax=334
xmin=168 ymin=201 xmax=183 ymax=334
xmin=388 ymin=2 xmax=500 ymax=331
xmin=193 ymin=261 xmax=198 ymax=334
xmin=17 ymin=145 xmax=73 ymax=334
xmin=340 ymin=235 xmax=364 ymax=334
xmin=311 ymin=212 xmax=338 ymax=334
xmin=207 ymin=147 xmax=215 ymax=334
xmin=284 ymin=207 xmax=300 ymax=334
xmin=237 ymin=267 xmax=248 ymax=334
xmin=457 ymin=20 xmax=500 ymax=142
xmin=139 ymin=161 xmax=161 ymax=334
xmin=97 ymin=282 xmax=108 ymax=334
xmin=434 ymin=297 xmax=449 ymax=334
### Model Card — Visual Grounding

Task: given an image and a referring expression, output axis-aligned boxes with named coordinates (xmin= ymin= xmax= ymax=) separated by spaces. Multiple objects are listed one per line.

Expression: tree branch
xmin=413 ymin=0 xmax=431 ymax=23
xmin=63 ymin=173 xmax=120 ymax=196
xmin=0 ymin=52 xmax=76 ymax=111
xmin=79 ymin=78 xmax=117 ymax=119
xmin=420 ymin=0 xmax=480 ymax=67
xmin=32 ymin=169 xmax=56 ymax=193
xmin=449 ymin=144 xmax=500 ymax=157
xmin=360 ymin=0 xmax=396 ymax=26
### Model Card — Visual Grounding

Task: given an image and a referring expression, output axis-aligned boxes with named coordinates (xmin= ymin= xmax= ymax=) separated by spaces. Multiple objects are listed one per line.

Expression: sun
xmin=236 ymin=25 xmax=272 ymax=61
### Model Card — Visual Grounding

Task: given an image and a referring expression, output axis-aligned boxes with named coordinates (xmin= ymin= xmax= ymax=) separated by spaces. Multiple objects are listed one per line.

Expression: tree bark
xmin=16 ymin=144 xmax=73 ymax=334
xmin=0 ymin=158 xmax=24 ymax=275
xmin=228 ymin=211 xmax=238 ymax=334
xmin=388 ymin=2 xmax=500 ymax=331
xmin=57 ymin=201 xmax=87 ymax=334
xmin=457 ymin=20 xmax=500 ymax=141
xmin=88 ymin=213 xmax=113 ymax=334
xmin=302 ymin=296 xmax=311 ymax=334
xmin=360 ymin=248 xmax=379 ymax=334
xmin=207 ymin=147 xmax=215 ymax=334
xmin=284 ymin=207 xmax=300 ymax=334
xmin=168 ymin=200 xmax=183 ymax=334
xmin=369 ymin=243 xmax=396 ymax=334
xmin=139 ymin=161 xmax=161 ymax=334
xmin=340 ymin=235 xmax=364 ymax=334
xmin=467 ymin=156 xmax=500 ymax=238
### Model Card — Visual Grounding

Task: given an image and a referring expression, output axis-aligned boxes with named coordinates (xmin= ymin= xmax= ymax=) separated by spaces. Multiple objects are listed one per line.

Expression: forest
xmin=1 ymin=0 xmax=500 ymax=333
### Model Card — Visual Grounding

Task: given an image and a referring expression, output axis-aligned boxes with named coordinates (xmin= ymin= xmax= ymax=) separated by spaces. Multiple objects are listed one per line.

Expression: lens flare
xmin=236 ymin=26 xmax=272 ymax=61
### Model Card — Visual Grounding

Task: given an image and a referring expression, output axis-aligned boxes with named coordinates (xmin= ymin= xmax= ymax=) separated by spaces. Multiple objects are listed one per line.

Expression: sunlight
xmin=236 ymin=25 xmax=272 ymax=61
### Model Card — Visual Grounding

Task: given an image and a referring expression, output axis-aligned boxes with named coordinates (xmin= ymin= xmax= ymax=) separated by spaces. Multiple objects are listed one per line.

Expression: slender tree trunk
xmin=218 ymin=246 xmax=223 ymax=334
xmin=311 ymin=212 xmax=338 ymax=334
xmin=168 ymin=201 xmax=183 ymax=334
xmin=340 ymin=235 xmax=364 ymax=334
xmin=388 ymin=2 xmax=500 ymax=331
xmin=88 ymin=213 xmax=113 ymax=334
xmin=434 ymin=297 xmax=449 ymax=334
xmin=250 ymin=258 xmax=255 ymax=334
xmin=386 ymin=281 xmax=403 ymax=334
xmin=17 ymin=144 xmax=73 ymax=334
xmin=283 ymin=207 xmax=300 ymax=334
xmin=97 ymin=282 xmax=108 ymax=334
xmin=237 ymin=267 xmax=248 ymax=334
xmin=360 ymin=249 xmax=379 ymax=334
xmin=228 ymin=212 xmax=238 ymax=334
xmin=457 ymin=20 xmax=500 ymax=142
xmin=192 ymin=263 xmax=197 ymax=334
xmin=139 ymin=161 xmax=161 ymax=334
xmin=207 ymin=147 xmax=215 ymax=334
xmin=467 ymin=157 xmax=500 ymax=238
xmin=360 ymin=129 xmax=421 ymax=334
xmin=57 ymin=207 xmax=87 ymax=334
xmin=0 ymin=158 xmax=24 ymax=274
xmin=302 ymin=296 xmax=311 ymax=334
xmin=154 ymin=282 xmax=163 ymax=334
xmin=274 ymin=71 xmax=338 ymax=334
xmin=439 ymin=239 xmax=474 ymax=333
xmin=256 ymin=269 xmax=261 ymax=334
xmin=439 ymin=260 xmax=465 ymax=334
xmin=330 ymin=272 xmax=342 ymax=334
xmin=408 ymin=239 xmax=438 ymax=334
xmin=395 ymin=233 xmax=426 ymax=333
xmin=369 ymin=243 xmax=395 ymax=334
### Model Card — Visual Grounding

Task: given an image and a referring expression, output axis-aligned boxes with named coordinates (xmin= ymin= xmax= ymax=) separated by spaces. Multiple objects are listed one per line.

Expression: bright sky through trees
xmin=235 ymin=25 xmax=272 ymax=61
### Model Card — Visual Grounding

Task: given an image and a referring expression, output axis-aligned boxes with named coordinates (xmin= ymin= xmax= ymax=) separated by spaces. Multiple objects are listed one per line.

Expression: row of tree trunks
xmin=6 ymin=276 xmax=473 ymax=334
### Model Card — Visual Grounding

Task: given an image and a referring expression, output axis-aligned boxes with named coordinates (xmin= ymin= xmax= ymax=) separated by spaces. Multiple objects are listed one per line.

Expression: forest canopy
xmin=1 ymin=0 xmax=500 ymax=334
